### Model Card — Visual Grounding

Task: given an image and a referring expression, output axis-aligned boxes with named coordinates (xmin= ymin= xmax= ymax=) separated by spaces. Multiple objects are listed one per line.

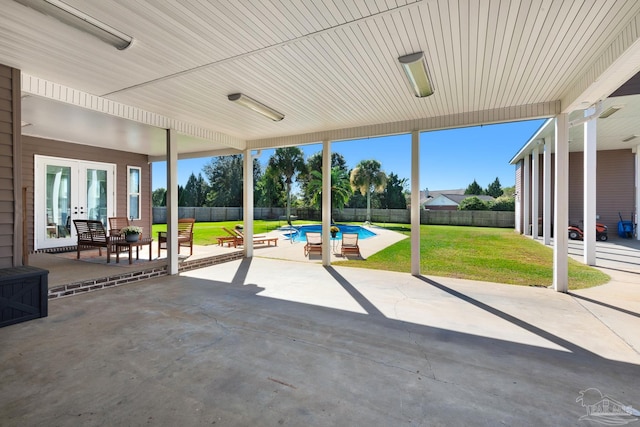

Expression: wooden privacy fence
xmin=153 ymin=207 xmax=514 ymax=228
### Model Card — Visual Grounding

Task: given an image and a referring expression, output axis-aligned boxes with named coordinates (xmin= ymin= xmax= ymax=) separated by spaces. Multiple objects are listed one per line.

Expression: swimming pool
xmin=282 ymin=224 xmax=376 ymax=242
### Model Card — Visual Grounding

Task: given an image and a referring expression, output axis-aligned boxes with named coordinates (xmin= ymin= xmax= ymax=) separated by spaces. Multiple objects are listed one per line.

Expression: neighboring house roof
xmin=420 ymin=189 xmax=464 ymax=206
xmin=425 ymin=194 xmax=494 ymax=206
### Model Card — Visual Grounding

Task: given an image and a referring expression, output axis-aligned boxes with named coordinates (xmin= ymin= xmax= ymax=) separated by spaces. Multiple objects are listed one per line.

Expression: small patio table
xmin=115 ymin=237 xmax=153 ymax=265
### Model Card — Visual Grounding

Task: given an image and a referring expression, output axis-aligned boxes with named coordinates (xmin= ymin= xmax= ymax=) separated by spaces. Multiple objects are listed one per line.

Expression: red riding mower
xmin=568 ymin=222 xmax=608 ymax=241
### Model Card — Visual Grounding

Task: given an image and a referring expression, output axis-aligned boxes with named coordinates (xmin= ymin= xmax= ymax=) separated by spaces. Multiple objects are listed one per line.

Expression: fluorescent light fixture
xmin=622 ymin=135 xmax=638 ymax=142
xmin=598 ymin=105 xmax=622 ymax=118
xmin=14 ymin=0 xmax=132 ymax=50
xmin=398 ymin=51 xmax=434 ymax=97
xmin=227 ymin=93 xmax=284 ymax=122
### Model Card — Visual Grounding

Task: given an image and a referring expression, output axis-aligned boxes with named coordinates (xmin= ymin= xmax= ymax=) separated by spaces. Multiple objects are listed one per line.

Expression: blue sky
xmin=152 ymin=119 xmax=545 ymax=194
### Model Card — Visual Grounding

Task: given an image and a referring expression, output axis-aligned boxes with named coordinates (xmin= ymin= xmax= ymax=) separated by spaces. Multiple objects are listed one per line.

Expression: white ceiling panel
xmin=2 ymin=0 xmax=640 ymax=157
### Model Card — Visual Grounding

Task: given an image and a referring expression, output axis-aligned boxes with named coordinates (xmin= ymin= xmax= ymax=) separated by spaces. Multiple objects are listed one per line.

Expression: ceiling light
xmin=227 ymin=93 xmax=284 ymax=122
xmin=598 ymin=105 xmax=623 ymax=118
xmin=622 ymin=135 xmax=638 ymax=142
xmin=398 ymin=52 xmax=434 ymax=98
xmin=14 ymin=0 xmax=132 ymax=50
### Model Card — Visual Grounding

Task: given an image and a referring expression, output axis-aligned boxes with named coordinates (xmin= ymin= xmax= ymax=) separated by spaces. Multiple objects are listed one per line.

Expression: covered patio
xmin=3 ymin=1 xmax=640 ymax=291
xmin=2 ymin=257 xmax=639 ymax=425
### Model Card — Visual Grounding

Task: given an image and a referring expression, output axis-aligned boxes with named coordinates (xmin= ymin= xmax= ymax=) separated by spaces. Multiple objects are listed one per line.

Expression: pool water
xmin=282 ymin=224 xmax=376 ymax=242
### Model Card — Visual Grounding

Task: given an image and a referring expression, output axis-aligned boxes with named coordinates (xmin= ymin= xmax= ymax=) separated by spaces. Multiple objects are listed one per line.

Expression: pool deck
xmin=253 ymin=224 xmax=407 ymax=263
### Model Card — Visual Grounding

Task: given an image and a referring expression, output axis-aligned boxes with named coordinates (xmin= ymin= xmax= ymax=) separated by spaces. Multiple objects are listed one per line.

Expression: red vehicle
xmin=568 ymin=222 xmax=608 ymax=241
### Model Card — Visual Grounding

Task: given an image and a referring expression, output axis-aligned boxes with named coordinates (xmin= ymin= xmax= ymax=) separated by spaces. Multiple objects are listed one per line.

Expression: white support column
xmin=243 ymin=149 xmax=254 ymax=258
xmin=411 ymin=131 xmax=421 ymax=276
xmin=554 ymin=114 xmax=569 ymax=292
xmin=583 ymin=107 xmax=597 ymax=265
xmin=531 ymin=146 xmax=540 ymax=238
xmin=322 ymin=140 xmax=331 ymax=266
xmin=166 ymin=129 xmax=179 ymax=275
xmin=636 ymin=145 xmax=640 ymax=241
xmin=543 ymin=138 xmax=552 ymax=245
xmin=523 ymin=154 xmax=531 ymax=235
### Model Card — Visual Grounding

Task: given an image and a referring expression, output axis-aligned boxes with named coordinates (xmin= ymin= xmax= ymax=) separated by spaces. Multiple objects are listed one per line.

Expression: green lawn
xmin=337 ymin=224 xmax=609 ymax=290
xmin=152 ymin=221 xmax=609 ymax=290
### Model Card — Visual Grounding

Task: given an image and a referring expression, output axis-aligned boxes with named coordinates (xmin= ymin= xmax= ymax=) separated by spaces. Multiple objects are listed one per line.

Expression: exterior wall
xmin=22 ymin=136 xmax=151 ymax=253
xmin=516 ymin=149 xmax=634 ymax=235
xmin=0 ymin=64 xmax=19 ymax=268
xmin=568 ymin=149 xmax=636 ymax=231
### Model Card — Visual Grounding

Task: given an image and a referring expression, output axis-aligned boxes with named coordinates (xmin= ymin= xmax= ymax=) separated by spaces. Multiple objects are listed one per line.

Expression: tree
xmin=485 ymin=177 xmax=504 ymax=198
xmin=300 ymin=151 xmax=348 ymax=205
xmin=268 ymin=147 xmax=306 ymax=221
xmin=464 ymin=179 xmax=484 ymax=195
xmin=502 ymin=185 xmax=516 ymax=198
xmin=350 ymin=159 xmax=387 ymax=222
xmin=202 ymin=155 xmax=260 ymax=207
xmin=306 ymin=167 xmax=352 ymax=211
xmin=458 ymin=196 xmax=490 ymax=210
xmin=182 ymin=172 xmax=209 ymax=207
xmin=379 ymin=173 xmax=407 ymax=209
xmin=152 ymin=188 xmax=166 ymax=207
xmin=256 ymin=164 xmax=286 ymax=208
xmin=203 ymin=155 xmax=244 ymax=206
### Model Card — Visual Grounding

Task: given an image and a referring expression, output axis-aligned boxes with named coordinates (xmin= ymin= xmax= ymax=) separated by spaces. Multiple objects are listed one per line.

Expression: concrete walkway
xmin=1 ymin=257 xmax=639 ymax=426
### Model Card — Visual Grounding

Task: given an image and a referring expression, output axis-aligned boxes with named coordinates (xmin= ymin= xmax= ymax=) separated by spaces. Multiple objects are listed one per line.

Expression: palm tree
xmin=268 ymin=147 xmax=306 ymax=222
xmin=307 ymin=167 xmax=352 ymax=211
xmin=350 ymin=159 xmax=387 ymax=222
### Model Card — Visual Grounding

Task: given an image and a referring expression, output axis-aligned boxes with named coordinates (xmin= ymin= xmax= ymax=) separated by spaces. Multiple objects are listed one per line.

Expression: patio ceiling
xmin=2 ymin=0 xmax=640 ymax=158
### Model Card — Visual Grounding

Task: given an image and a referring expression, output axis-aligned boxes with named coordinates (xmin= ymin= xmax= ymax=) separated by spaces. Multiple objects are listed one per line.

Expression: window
xmin=128 ymin=166 xmax=141 ymax=220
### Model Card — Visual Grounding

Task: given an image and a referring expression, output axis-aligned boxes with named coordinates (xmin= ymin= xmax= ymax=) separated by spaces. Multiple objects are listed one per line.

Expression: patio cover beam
xmin=411 ymin=131 xmax=420 ymax=276
xmin=553 ymin=114 xmax=569 ymax=292
xmin=531 ymin=146 xmax=540 ymax=238
xmin=166 ymin=129 xmax=178 ymax=275
xmin=243 ymin=149 xmax=254 ymax=258
xmin=543 ymin=138 xmax=552 ymax=245
xmin=583 ymin=106 xmax=597 ymax=265
xmin=322 ymin=140 xmax=331 ymax=266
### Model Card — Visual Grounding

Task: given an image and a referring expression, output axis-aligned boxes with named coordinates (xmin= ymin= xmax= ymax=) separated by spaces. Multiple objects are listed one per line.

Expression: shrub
xmin=458 ymin=196 xmax=490 ymax=211
xmin=491 ymin=196 xmax=515 ymax=211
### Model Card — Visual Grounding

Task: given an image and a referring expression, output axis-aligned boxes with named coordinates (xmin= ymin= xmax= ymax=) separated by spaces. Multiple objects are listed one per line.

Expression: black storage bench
xmin=0 ymin=266 xmax=49 ymax=328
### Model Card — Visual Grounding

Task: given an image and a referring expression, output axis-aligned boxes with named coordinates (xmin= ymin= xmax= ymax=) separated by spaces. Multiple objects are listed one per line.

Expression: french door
xmin=35 ymin=156 xmax=116 ymax=249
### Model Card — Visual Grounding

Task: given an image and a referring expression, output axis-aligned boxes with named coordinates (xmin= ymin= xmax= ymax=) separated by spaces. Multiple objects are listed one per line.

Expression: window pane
xmin=129 ymin=168 xmax=140 ymax=193
xmin=129 ymin=195 xmax=140 ymax=219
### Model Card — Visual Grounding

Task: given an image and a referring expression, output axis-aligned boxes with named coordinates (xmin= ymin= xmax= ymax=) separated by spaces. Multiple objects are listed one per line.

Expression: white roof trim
xmin=509 ymin=118 xmax=553 ymax=165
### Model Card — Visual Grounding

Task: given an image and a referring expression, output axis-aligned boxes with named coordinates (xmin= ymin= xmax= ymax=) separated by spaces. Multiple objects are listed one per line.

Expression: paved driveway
xmin=1 ymin=257 xmax=638 ymax=426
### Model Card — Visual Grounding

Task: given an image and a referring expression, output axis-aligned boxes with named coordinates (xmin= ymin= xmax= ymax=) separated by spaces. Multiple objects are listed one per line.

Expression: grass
xmin=152 ymin=221 xmax=610 ymax=290
xmin=337 ymin=224 xmax=609 ymax=290
xmin=152 ymin=219 xmax=316 ymax=246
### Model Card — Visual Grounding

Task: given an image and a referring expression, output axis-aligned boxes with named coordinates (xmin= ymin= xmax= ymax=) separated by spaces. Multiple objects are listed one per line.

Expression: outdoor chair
xmin=73 ymin=219 xmax=124 ymax=263
xmin=304 ymin=232 xmax=322 ymax=256
xmin=108 ymin=217 xmax=130 ymax=236
xmin=157 ymin=218 xmax=195 ymax=257
xmin=219 ymin=227 xmax=242 ymax=247
xmin=234 ymin=228 xmax=278 ymax=247
xmin=341 ymin=232 xmax=360 ymax=257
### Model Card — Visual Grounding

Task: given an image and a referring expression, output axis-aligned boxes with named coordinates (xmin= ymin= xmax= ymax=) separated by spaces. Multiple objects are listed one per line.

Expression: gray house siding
xmin=22 ymin=136 xmax=151 ymax=253
xmin=0 ymin=64 xmax=20 ymax=268
xmin=568 ymin=149 xmax=635 ymax=231
xmin=517 ymin=149 xmax=635 ymax=235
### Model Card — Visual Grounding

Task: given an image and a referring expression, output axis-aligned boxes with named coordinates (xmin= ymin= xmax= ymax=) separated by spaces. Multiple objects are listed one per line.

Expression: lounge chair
xmin=157 ymin=218 xmax=195 ymax=257
xmin=219 ymin=227 xmax=242 ymax=247
xmin=304 ymin=232 xmax=322 ymax=256
xmin=341 ymin=232 xmax=360 ymax=257
xmin=234 ymin=228 xmax=278 ymax=247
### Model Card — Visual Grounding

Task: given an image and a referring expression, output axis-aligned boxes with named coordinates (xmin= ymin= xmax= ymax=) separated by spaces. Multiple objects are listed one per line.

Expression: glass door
xmin=35 ymin=156 xmax=116 ymax=249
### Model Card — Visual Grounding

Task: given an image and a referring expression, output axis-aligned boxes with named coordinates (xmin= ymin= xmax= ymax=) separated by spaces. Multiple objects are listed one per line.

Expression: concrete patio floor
xmin=1 ymin=255 xmax=639 ymax=426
